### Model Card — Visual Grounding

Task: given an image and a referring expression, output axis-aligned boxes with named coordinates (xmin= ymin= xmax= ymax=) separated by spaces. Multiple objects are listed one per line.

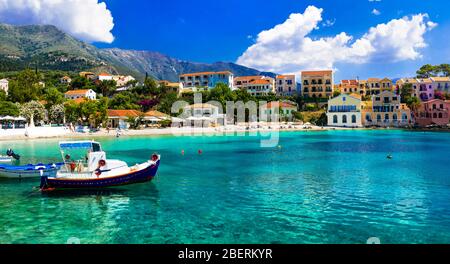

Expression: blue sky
xmin=0 ymin=0 xmax=449 ymax=81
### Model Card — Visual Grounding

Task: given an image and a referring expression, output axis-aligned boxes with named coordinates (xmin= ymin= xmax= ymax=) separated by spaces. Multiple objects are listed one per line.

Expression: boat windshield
xmin=58 ymin=141 xmax=102 ymax=173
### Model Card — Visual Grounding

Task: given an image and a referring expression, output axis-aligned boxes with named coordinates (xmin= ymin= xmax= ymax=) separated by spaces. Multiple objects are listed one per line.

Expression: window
xmin=352 ymin=115 xmax=357 ymax=123
xmin=333 ymin=115 xmax=338 ymax=124
xmin=439 ymin=113 xmax=443 ymax=118
xmin=342 ymin=115 xmax=347 ymax=123
xmin=393 ymin=114 xmax=398 ymax=121
xmin=366 ymin=114 xmax=372 ymax=122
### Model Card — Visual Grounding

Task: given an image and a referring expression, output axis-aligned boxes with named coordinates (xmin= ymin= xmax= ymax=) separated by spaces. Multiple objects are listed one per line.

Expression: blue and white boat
xmin=40 ymin=141 xmax=160 ymax=191
xmin=0 ymin=163 xmax=64 ymax=179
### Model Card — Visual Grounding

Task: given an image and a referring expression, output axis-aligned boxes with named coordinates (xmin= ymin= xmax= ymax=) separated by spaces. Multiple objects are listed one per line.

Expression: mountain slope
xmin=0 ymin=24 xmax=274 ymax=81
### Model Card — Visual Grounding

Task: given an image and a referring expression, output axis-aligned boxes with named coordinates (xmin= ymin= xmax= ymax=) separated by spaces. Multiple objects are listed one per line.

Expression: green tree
xmin=97 ymin=80 xmax=117 ymax=97
xmin=406 ymin=96 xmax=421 ymax=112
xmin=143 ymin=78 xmax=160 ymax=96
xmin=64 ymin=101 xmax=80 ymax=123
xmin=7 ymin=69 xmax=42 ymax=103
xmin=70 ymin=76 xmax=90 ymax=89
xmin=400 ymin=83 xmax=413 ymax=103
xmin=416 ymin=64 xmax=438 ymax=78
xmin=44 ymin=87 xmax=65 ymax=109
xmin=158 ymin=92 xmax=179 ymax=115
xmin=0 ymin=101 xmax=20 ymax=116
xmin=109 ymin=92 xmax=140 ymax=110
xmin=333 ymin=90 xmax=341 ymax=97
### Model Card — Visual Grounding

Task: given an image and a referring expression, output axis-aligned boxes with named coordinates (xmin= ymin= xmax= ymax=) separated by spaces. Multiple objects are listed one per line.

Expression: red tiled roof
xmin=65 ymin=89 xmax=91 ymax=95
xmin=249 ymin=79 xmax=272 ymax=85
xmin=107 ymin=109 xmax=144 ymax=117
xmin=301 ymin=70 xmax=333 ymax=75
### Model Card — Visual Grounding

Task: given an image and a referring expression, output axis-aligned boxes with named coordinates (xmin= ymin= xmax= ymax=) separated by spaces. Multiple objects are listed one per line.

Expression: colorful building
xmin=336 ymin=80 xmax=361 ymax=95
xmin=159 ymin=80 xmax=183 ymax=95
xmin=396 ymin=78 xmax=434 ymax=102
xmin=245 ymin=78 xmax=275 ymax=96
xmin=430 ymin=77 xmax=450 ymax=94
xmin=327 ymin=94 xmax=362 ymax=127
xmin=179 ymin=71 xmax=234 ymax=91
xmin=301 ymin=70 xmax=334 ymax=98
xmin=361 ymin=91 xmax=412 ymax=127
xmin=275 ymin=75 xmax=296 ymax=96
xmin=365 ymin=78 xmax=393 ymax=95
xmin=414 ymin=99 xmax=450 ymax=127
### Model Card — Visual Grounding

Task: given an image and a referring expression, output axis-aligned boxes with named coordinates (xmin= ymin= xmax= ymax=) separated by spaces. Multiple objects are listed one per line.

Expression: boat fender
xmin=70 ymin=162 xmax=76 ymax=172
xmin=96 ymin=160 xmax=107 ymax=177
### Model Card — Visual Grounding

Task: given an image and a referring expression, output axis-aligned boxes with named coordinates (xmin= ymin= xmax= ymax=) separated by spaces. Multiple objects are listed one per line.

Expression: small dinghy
xmin=0 ymin=156 xmax=12 ymax=163
xmin=0 ymin=149 xmax=21 ymax=163
xmin=0 ymin=163 xmax=64 ymax=179
xmin=40 ymin=141 xmax=161 ymax=191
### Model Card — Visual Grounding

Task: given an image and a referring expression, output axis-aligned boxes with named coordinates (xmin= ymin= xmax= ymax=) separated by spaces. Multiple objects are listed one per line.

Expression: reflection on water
xmin=0 ymin=130 xmax=450 ymax=244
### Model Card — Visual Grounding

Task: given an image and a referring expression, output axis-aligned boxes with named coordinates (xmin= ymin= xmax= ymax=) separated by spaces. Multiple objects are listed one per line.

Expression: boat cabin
xmin=59 ymin=141 xmax=107 ymax=173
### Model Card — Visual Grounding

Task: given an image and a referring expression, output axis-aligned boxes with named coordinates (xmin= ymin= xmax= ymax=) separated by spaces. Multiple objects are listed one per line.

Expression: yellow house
xmin=361 ymin=91 xmax=412 ymax=127
xmin=365 ymin=78 xmax=393 ymax=95
xmin=301 ymin=70 xmax=334 ymax=99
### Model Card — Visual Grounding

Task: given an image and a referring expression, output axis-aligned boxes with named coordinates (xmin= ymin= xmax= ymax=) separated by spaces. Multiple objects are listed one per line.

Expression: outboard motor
xmin=6 ymin=149 xmax=20 ymax=160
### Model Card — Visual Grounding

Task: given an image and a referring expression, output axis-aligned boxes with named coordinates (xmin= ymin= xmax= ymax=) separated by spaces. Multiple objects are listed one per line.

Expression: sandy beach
xmin=0 ymin=124 xmax=366 ymax=142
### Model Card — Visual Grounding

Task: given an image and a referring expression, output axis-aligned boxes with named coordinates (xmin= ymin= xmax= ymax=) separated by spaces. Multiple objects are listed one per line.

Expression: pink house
xmin=415 ymin=99 xmax=450 ymax=127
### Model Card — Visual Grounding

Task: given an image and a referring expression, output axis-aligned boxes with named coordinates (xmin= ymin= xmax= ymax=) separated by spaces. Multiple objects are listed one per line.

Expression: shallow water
xmin=0 ymin=130 xmax=449 ymax=244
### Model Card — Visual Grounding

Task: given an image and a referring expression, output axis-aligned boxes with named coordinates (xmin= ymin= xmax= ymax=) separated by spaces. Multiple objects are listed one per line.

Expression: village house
xmin=179 ymin=71 xmax=234 ymax=92
xmin=64 ymin=89 xmax=97 ymax=101
xmin=275 ymin=75 xmax=296 ymax=96
xmin=97 ymin=72 xmax=114 ymax=82
xmin=79 ymin=72 xmax=96 ymax=80
xmin=414 ymin=99 xmax=450 ymax=127
xmin=159 ymin=80 xmax=183 ymax=95
xmin=327 ymin=94 xmax=362 ymax=127
xmin=361 ymin=91 xmax=412 ymax=127
xmin=113 ymin=75 xmax=136 ymax=87
xmin=336 ymin=80 xmax=361 ymax=95
xmin=60 ymin=76 xmax=72 ymax=85
xmin=301 ymin=70 xmax=334 ymax=99
xmin=244 ymin=78 xmax=275 ymax=96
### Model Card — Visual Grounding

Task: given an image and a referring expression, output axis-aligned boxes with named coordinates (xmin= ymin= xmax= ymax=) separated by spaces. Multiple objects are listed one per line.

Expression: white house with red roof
xmin=261 ymin=101 xmax=298 ymax=122
xmin=97 ymin=72 xmax=113 ymax=82
xmin=65 ymin=89 xmax=97 ymax=100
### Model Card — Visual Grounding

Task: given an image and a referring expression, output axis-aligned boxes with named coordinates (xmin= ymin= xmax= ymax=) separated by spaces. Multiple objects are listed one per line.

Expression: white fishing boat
xmin=40 ymin=141 xmax=161 ymax=191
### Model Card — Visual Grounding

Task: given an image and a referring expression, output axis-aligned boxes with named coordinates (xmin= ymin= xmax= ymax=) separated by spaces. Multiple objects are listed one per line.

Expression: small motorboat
xmin=0 ymin=163 xmax=64 ymax=179
xmin=40 ymin=141 xmax=161 ymax=191
xmin=0 ymin=149 xmax=21 ymax=162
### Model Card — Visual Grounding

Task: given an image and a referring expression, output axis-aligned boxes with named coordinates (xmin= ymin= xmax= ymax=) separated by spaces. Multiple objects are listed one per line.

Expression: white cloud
xmin=0 ymin=0 xmax=114 ymax=43
xmin=236 ymin=5 xmax=436 ymax=73
xmin=372 ymin=9 xmax=381 ymax=16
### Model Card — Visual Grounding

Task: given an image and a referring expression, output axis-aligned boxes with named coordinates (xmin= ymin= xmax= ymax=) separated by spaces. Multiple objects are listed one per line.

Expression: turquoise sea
xmin=0 ymin=130 xmax=450 ymax=244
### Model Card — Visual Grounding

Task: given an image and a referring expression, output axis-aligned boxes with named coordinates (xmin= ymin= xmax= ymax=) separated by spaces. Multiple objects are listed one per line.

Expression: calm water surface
xmin=0 ymin=130 xmax=450 ymax=244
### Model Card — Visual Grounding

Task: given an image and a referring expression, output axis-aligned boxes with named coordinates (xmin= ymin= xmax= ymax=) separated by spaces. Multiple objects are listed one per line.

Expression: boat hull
xmin=41 ymin=161 xmax=160 ymax=190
